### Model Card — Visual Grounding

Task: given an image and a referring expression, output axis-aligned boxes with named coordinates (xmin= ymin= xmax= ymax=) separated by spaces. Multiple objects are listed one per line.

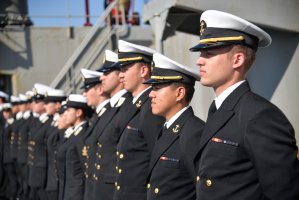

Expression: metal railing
xmin=50 ymin=0 xmax=127 ymax=93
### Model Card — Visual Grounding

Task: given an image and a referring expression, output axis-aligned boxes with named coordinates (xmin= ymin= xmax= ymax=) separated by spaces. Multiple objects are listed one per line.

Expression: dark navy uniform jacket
xmin=92 ymin=92 xmax=132 ymax=200
xmin=45 ymin=127 xmax=64 ymax=192
xmin=28 ymin=114 xmax=53 ymax=188
xmin=57 ymin=122 xmax=89 ymax=200
xmin=16 ymin=111 xmax=32 ymax=165
xmin=83 ymin=101 xmax=111 ymax=200
xmin=147 ymin=107 xmax=204 ymax=200
xmin=113 ymin=89 xmax=165 ymax=200
xmin=195 ymin=82 xmax=299 ymax=200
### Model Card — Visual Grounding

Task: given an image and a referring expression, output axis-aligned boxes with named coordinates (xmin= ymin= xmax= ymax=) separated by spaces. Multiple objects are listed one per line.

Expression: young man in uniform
xmin=113 ymin=40 xmax=165 ymax=200
xmin=190 ymin=10 xmax=299 ymax=200
xmin=90 ymin=49 xmax=132 ymax=200
xmin=145 ymin=53 xmax=205 ymax=200
xmin=80 ymin=68 xmax=111 ymax=200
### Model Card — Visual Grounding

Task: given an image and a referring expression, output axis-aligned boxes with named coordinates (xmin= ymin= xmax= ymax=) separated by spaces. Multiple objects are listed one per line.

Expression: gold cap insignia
xmin=136 ymin=100 xmax=142 ymax=108
xmin=200 ymin=20 xmax=206 ymax=36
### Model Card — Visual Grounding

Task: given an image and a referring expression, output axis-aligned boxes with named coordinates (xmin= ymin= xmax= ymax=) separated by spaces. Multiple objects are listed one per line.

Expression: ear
xmin=96 ymin=84 xmax=104 ymax=95
xmin=140 ymin=64 xmax=150 ymax=78
xmin=176 ymin=86 xmax=186 ymax=102
xmin=232 ymin=52 xmax=245 ymax=69
xmin=75 ymin=108 xmax=83 ymax=118
xmin=55 ymin=102 xmax=61 ymax=110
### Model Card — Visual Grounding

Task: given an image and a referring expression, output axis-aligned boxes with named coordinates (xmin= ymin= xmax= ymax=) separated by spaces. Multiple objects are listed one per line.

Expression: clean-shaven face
xmin=149 ymin=83 xmax=177 ymax=119
xmin=100 ymin=70 xmax=121 ymax=95
xmin=196 ymin=46 xmax=234 ymax=90
xmin=119 ymin=63 xmax=142 ymax=94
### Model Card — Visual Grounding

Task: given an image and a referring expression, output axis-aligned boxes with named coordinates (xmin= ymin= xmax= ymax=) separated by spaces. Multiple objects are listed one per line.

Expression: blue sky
xmin=27 ymin=0 xmax=148 ymax=27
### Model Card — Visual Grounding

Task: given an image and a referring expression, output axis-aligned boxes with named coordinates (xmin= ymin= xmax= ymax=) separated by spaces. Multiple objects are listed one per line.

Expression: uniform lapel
xmin=148 ymin=108 xmax=193 ymax=174
xmin=84 ymin=103 xmax=110 ymax=140
xmin=95 ymin=105 xmax=118 ymax=139
xmin=116 ymin=89 xmax=151 ymax=141
xmin=196 ymin=82 xmax=251 ymax=154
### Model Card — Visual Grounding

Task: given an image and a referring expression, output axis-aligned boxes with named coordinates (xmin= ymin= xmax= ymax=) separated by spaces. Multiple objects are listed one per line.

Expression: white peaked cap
xmin=202 ymin=10 xmax=271 ymax=47
xmin=81 ymin=68 xmax=103 ymax=79
xmin=154 ymin=53 xmax=200 ymax=81
xmin=46 ymin=89 xmax=66 ymax=97
xmin=190 ymin=10 xmax=272 ymax=51
xmin=105 ymin=49 xmax=118 ymax=62
xmin=0 ymin=91 xmax=9 ymax=99
xmin=67 ymin=94 xmax=87 ymax=103
xmin=19 ymin=94 xmax=28 ymax=102
xmin=118 ymin=40 xmax=156 ymax=56
xmin=33 ymin=83 xmax=53 ymax=95
xmin=10 ymin=95 xmax=20 ymax=103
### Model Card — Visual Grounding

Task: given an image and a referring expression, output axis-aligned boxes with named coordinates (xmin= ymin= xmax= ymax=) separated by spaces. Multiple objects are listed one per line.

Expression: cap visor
xmin=189 ymin=42 xmax=233 ymax=52
xmin=143 ymin=79 xmax=172 ymax=85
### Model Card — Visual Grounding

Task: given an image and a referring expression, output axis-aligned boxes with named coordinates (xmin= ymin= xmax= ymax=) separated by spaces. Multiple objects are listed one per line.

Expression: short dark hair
xmin=171 ymin=82 xmax=195 ymax=103
xmin=230 ymin=45 xmax=256 ymax=72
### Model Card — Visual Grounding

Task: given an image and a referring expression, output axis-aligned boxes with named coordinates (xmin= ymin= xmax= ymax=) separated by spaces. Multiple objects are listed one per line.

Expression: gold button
xmin=118 ymin=169 xmax=122 ymax=174
xmin=98 ymin=154 xmax=102 ymax=159
xmin=154 ymin=188 xmax=159 ymax=194
xmin=116 ymin=166 xmax=118 ymax=170
xmin=93 ymin=174 xmax=98 ymax=180
xmin=196 ymin=176 xmax=200 ymax=182
xmin=147 ymin=183 xmax=150 ymax=189
xmin=116 ymin=151 xmax=119 ymax=156
xmin=206 ymin=179 xmax=212 ymax=187
xmin=119 ymin=154 xmax=124 ymax=159
xmin=115 ymin=182 xmax=117 ymax=186
xmin=96 ymin=164 xmax=101 ymax=170
xmin=116 ymin=185 xmax=120 ymax=190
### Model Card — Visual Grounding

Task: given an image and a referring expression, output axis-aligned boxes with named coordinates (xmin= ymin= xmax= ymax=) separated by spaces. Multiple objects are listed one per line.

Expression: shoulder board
xmin=74 ymin=126 xmax=83 ymax=136
xmin=23 ymin=111 xmax=31 ymax=119
xmin=7 ymin=118 xmax=15 ymax=125
xmin=115 ymin=97 xmax=126 ymax=107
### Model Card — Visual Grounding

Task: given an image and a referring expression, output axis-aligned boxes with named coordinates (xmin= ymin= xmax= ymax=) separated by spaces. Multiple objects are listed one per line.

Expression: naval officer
xmin=56 ymin=94 xmax=91 ymax=200
xmin=80 ymin=68 xmax=111 ymax=200
xmin=113 ymin=40 xmax=165 ymax=200
xmin=190 ymin=10 xmax=299 ymax=200
xmin=90 ymin=49 xmax=132 ymax=200
xmin=145 ymin=53 xmax=205 ymax=200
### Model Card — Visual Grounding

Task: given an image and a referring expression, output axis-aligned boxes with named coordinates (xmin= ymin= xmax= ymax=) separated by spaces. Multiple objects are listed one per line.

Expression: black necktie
xmin=207 ymin=100 xmax=217 ymax=121
xmin=157 ymin=124 xmax=168 ymax=139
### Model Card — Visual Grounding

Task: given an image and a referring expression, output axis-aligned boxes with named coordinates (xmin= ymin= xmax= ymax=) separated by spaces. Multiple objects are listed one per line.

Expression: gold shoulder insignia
xmin=41 ymin=115 xmax=49 ymax=123
xmin=74 ymin=126 xmax=83 ymax=136
xmin=136 ymin=100 xmax=142 ymax=108
xmin=116 ymin=97 xmax=126 ymax=107
xmin=82 ymin=146 xmax=88 ymax=157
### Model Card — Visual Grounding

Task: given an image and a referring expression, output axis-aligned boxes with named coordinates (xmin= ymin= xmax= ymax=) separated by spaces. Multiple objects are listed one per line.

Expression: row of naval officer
xmin=1 ymin=9 xmax=299 ymax=200
xmin=0 ymin=40 xmax=205 ymax=200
